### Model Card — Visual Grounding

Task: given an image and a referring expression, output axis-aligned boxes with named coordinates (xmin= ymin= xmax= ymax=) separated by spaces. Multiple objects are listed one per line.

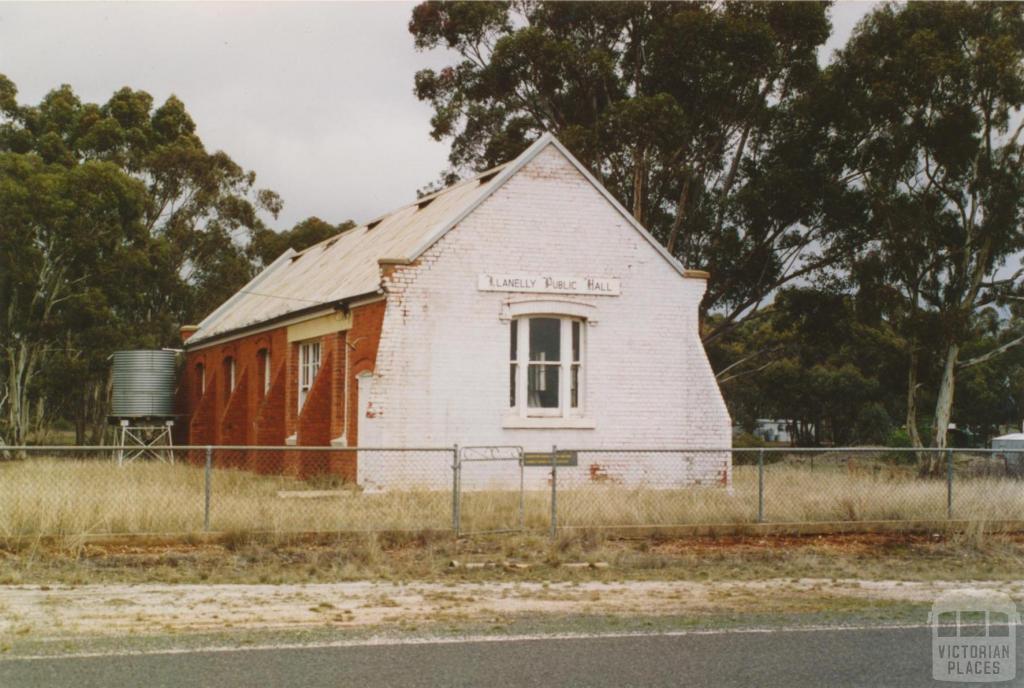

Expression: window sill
xmin=502 ymin=416 xmax=596 ymax=429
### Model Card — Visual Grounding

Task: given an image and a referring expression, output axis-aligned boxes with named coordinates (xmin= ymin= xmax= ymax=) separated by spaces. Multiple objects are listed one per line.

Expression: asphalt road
xmin=2 ymin=625 xmax=1021 ymax=687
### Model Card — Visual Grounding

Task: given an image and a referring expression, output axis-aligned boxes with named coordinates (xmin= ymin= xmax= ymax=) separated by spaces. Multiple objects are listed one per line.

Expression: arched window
xmin=257 ymin=349 xmax=271 ymax=396
xmin=509 ymin=316 xmax=584 ymax=417
xmin=297 ymin=339 xmax=321 ymax=410
xmin=224 ymin=356 xmax=236 ymax=394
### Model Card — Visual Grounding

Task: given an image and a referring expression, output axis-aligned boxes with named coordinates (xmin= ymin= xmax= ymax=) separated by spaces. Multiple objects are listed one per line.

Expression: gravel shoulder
xmin=3 ymin=533 xmax=1022 ymax=658
xmin=2 ymin=577 xmax=1021 ymax=658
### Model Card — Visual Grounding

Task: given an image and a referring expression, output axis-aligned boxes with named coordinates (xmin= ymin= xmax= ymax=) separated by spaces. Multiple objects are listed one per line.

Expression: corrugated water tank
xmin=110 ymin=350 xmax=177 ymax=418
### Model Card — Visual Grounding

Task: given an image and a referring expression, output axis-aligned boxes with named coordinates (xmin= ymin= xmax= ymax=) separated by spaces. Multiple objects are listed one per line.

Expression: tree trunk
xmin=905 ymin=345 xmax=928 ymax=471
xmin=632 ymin=145 xmax=646 ymax=225
xmin=75 ymin=383 xmax=87 ymax=445
xmin=31 ymin=395 xmax=46 ymax=441
xmin=4 ymin=342 xmax=38 ymax=447
xmin=666 ymin=174 xmax=691 ymax=255
xmin=905 ymin=347 xmax=922 ymax=447
xmin=88 ymin=374 xmax=113 ymax=445
xmin=928 ymin=342 xmax=960 ymax=474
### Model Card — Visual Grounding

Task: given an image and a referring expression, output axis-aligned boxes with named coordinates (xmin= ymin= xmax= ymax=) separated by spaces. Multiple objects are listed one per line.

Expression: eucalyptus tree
xmin=409 ymin=1 xmax=852 ymax=345
xmin=0 ymin=77 xmax=282 ymax=324
xmin=0 ymin=152 xmax=154 ymax=445
xmin=0 ymin=75 xmax=281 ymax=443
xmin=826 ymin=2 xmax=1024 ymax=456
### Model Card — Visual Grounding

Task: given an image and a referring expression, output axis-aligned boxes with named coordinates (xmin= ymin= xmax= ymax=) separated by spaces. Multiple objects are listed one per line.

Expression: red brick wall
xmin=344 ymin=300 xmax=386 ymax=447
xmin=252 ymin=361 xmax=288 ymax=475
xmin=219 ymin=367 xmax=250 ymax=446
xmin=254 ymin=361 xmax=288 ymax=444
xmin=177 ymin=300 xmax=385 ymax=481
xmin=218 ymin=366 xmax=251 ymax=470
xmin=188 ymin=365 xmax=219 ymax=445
xmin=293 ymin=349 xmax=340 ymax=479
xmin=297 ymin=348 xmax=334 ymax=447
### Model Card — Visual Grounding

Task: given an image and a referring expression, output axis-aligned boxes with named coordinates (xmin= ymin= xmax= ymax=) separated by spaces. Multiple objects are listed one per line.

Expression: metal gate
xmin=454 ymin=446 xmax=524 ymax=536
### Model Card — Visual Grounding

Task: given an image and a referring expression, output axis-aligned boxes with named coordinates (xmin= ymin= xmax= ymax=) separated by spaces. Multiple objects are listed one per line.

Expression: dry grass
xmin=1 ymin=458 xmax=1022 ymax=542
xmin=2 ymin=531 xmax=1024 ymax=587
xmin=558 ymin=465 xmax=1024 ymax=527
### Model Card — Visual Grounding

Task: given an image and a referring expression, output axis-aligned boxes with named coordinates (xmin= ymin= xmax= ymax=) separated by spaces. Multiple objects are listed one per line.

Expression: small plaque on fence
xmin=523 ymin=451 xmax=577 ymax=467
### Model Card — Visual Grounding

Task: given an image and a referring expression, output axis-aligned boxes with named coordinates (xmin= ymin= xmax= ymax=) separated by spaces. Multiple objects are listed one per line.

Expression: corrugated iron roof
xmin=186 ymin=133 xmax=690 ymax=347
xmin=187 ymin=161 xmax=511 ymax=345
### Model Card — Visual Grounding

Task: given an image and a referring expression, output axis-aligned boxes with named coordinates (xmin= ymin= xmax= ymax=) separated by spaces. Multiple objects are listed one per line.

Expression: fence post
xmin=204 ymin=445 xmax=212 ymax=532
xmin=757 ymin=448 xmax=765 ymax=524
xmin=550 ymin=444 xmax=558 ymax=538
xmin=451 ymin=444 xmax=461 ymax=537
xmin=946 ymin=447 xmax=954 ymax=520
xmin=518 ymin=448 xmax=526 ymax=532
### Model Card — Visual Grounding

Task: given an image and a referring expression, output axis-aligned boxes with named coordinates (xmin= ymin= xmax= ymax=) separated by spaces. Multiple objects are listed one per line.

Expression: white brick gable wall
xmin=358 ymin=143 xmax=731 ymax=490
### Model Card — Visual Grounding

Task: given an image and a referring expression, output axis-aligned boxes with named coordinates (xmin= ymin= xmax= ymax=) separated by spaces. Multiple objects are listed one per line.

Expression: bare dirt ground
xmin=3 ymin=578 xmax=1023 ymax=642
xmin=2 ymin=532 xmax=1022 ymax=654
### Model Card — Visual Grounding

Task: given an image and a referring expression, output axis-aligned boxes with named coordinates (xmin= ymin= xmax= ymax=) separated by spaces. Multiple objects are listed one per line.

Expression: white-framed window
xmin=509 ymin=316 xmax=584 ymax=418
xmin=258 ymin=349 xmax=271 ymax=396
xmin=298 ymin=340 xmax=321 ymax=411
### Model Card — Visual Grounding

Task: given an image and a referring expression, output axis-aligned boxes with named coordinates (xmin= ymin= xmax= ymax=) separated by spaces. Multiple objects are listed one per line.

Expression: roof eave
xmin=183 ymin=289 xmax=382 ymax=351
xmin=188 ymin=248 xmax=298 ymax=341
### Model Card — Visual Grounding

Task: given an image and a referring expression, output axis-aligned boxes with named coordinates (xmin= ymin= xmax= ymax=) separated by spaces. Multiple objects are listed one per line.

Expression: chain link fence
xmin=1 ymin=445 xmax=1022 ymax=539
xmin=0 ymin=446 xmax=455 ymax=538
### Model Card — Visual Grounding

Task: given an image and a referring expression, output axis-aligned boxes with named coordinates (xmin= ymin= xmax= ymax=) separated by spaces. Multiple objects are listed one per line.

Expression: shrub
xmin=732 ymin=432 xmax=765 ymax=464
xmin=854 ymin=402 xmax=892 ymax=445
xmin=884 ymin=426 xmax=917 ymax=464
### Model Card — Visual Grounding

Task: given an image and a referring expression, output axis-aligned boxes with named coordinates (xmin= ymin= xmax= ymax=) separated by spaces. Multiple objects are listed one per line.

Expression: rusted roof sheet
xmin=187 ymin=162 xmax=509 ymax=345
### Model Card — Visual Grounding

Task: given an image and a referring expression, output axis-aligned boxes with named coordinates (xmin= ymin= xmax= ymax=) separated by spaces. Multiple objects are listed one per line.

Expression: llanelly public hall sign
xmin=478 ymin=273 xmax=621 ymax=296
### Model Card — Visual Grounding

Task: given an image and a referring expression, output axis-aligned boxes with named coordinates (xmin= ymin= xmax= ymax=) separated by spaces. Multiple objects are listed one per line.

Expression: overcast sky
xmin=0 ymin=1 xmax=877 ymax=232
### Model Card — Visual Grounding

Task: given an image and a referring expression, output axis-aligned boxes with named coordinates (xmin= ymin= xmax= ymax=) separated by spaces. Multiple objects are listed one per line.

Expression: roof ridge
xmin=290 ymin=161 xmax=514 ymax=259
xmin=186 ymin=132 xmax=696 ymax=349
xmin=359 ymin=160 xmax=512 ymax=229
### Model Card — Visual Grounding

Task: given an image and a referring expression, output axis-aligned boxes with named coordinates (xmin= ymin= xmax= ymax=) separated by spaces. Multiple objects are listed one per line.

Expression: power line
xmin=236 ymin=289 xmax=330 ymax=304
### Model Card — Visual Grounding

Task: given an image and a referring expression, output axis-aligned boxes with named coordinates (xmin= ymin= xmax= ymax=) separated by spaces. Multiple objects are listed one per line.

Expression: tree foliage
xmin=824 ymin=2 xmax=1024 ymax=455
xmin=3 ymin=2 xmax=1024 ymax=449
xmin=0 ymin=151 xmax=159 ymax=443
xmin=414 ymin=1 xmax=1024 ymax=449
xmin=410 ymin=1 xmax=859 ymax=343
xmin=249 ymin=216 xmax=356 ymax=268
xmin=0 ymin=77 xmax=351 ymax=444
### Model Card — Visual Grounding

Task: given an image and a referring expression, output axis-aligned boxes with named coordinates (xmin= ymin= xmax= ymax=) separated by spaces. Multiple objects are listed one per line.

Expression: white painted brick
xmin=358 ymin=146 xmax=731 ymax=490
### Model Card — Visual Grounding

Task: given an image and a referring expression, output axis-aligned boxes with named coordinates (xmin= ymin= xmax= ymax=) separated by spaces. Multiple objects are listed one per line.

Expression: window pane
xmin=509 ymin=364 xmax=517 ymax=407
xmin=572 ymin=321 xmax=580 ymax=362
xmin=510 ymin=321 xmax=518 ymax=360
xmin=529 ymin=318 xmax=560 ymax=362
xmin=528 ymin=364 xmax=559 ymax=408
xmin=571 ymin=364 xmax=579 ymax=408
